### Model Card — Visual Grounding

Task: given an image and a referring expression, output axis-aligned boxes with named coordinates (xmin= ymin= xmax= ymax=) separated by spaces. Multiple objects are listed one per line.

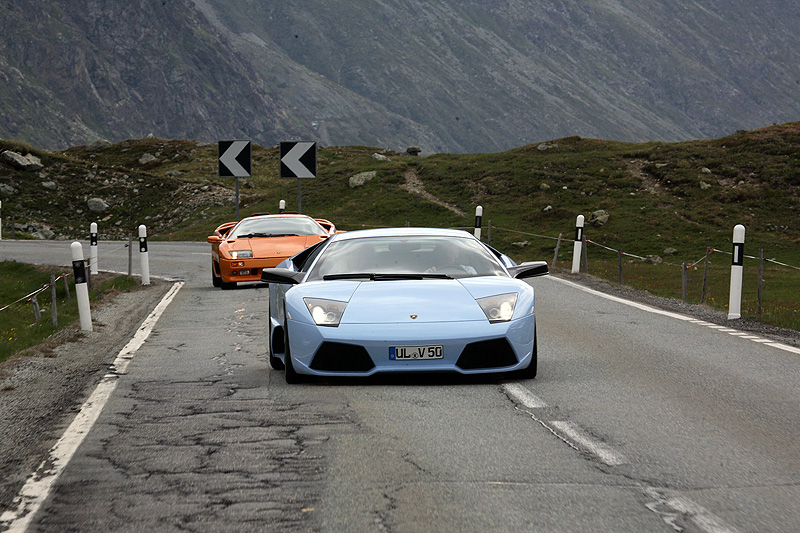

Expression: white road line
xmin=0 ymin=282 xmax=184 ymax=533
xmin=549 ymin=276 xmax=800 ymax=356
xmin=645 ymin=487 xmax=742 ymax=533
xmin=550 ymin=421 xmax=627 ymax=466
xmin=503 ymin=382 xmax=548 ymax=409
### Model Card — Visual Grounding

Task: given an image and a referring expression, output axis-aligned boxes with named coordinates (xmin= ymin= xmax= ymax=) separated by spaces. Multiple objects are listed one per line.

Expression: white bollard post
xmin=138 ymin=224 xmax=150 ymax=286
xmin=571 ymin=215 xmax=585 ymax=274
xmin=474 ymin=206 xmax=483 ymax=240
xmin=279 ymin=199 xmax=286 ymax=213
xmin=727 ymin=224 xmax=745 ymax=320
xmin=89 ymin=222 xmax=98 ymax=275
xmin=70 ymin=242 xmax=93 ymax=331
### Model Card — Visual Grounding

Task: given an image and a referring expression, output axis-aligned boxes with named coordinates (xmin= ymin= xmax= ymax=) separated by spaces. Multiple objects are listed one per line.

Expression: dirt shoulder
xmin=0 ymin=280 xmax=172 ymax=511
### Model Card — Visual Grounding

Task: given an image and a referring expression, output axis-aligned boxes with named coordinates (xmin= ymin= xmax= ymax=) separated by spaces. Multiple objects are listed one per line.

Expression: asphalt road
xmin=1 ymin=239 xmax=799 ymax=532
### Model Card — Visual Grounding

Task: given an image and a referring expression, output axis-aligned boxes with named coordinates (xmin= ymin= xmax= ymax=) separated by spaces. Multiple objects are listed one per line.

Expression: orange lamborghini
xmin=207 ymin=213 xmax=336 ymax=289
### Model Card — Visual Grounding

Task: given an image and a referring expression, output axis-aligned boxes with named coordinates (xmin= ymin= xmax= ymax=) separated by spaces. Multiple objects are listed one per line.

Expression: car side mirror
xmin=261 ymin=268 xmax=305 ymax=285
xmin=507 ymin=261 xmax=549 ymax=279
xmin=207 ymin=235 xmax=221 ymax=244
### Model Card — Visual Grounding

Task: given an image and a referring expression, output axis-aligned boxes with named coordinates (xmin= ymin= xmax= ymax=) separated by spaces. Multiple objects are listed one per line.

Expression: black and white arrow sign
xmin=218 ymin=140 xmax=252 ymax=177
xmin=280 ymin=141 xmax=316 ymax=179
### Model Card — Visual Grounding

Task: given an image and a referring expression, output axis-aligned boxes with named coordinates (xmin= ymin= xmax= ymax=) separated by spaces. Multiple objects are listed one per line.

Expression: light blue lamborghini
xmin=261 ymin=227 xmax=548 ymax=383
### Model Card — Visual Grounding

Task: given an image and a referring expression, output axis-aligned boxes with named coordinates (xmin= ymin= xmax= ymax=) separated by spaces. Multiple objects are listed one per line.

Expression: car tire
xmin=283 ymin=313 xmax=304 ymax=384
xmin=267 ymin=302 xmax=285 ymax=370
xmin=514 ymin=330 xmax=538 ymax=379
xmin=212 ymin=262 xmax=222 ymax=287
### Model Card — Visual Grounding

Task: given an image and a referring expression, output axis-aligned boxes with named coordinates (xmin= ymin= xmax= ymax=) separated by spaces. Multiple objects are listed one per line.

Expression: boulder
xmin=372 ymin=153 xmax=390 ymax=161
xmin=2 ymin=150 xmax=44 ymax=171
xmin=87 ymin=198 xmax=110 ymax=213
xmin=0 ymin=183 xmax=18 ymax=197
xmin=589 ymin=209 xmax=609 ymax=226
xmin=138 ymin=153 xmax=157 ymax=165
xmin=349 ymin=171 xmax=377 ymax=188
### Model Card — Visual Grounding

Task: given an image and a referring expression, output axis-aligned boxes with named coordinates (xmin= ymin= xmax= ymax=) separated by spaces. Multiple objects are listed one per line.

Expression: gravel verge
xmin=0 ymin=280 xmax=172 ymax=512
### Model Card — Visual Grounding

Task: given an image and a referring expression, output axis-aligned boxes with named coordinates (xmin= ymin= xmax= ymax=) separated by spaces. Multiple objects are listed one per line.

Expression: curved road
xmin=1 ymin=239 xmax=799 ymax=532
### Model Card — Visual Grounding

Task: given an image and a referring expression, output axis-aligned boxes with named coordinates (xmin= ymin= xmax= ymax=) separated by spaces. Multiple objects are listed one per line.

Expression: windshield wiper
xmin=323 ymin=272 xmax=452 ymax=281
xmin=234 ymin=232 xmax=298 ymax=239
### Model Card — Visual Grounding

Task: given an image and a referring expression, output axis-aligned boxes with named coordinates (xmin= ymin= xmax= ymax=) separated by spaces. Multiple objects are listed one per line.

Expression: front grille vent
xmin=310 ymin=342 xmax=375 ymax=372
xmin=456 ymin=338 xmax=517 ymax=370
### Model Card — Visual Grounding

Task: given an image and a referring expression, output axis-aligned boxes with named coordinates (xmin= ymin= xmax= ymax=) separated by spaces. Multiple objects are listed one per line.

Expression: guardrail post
xmin=90 ymin=222 xmax=98 ymax=275
xmin=571 ymin=215 xmax=584 ymax=274
xmin=681 ymin=262 xmax=688 ymax=300
xmin=50 ymin=271 xmax=58 ymax=326
xmin=138 ymin=224 xmax=150 ymax=286
xmin=30 ymin=294 xmax=41 ymax=322
xmin=128 ymin=232 xmax=133 ymax=276
xmin=71 ymin=241 xmax=93 ymax=331
xmin=279 ymin=199 xmax=286 ymax=213
xmin=474 ymin=206 xmax=483 ymax=240
xmin=552 ymin=233 xmax=562 ymax=269
xmin=727 ymin=224 xmax=745 ymax=320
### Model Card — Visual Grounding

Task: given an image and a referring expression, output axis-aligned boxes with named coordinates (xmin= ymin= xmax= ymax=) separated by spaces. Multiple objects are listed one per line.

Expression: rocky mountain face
xmin=1 ymin=0 xmax=799 ymax=154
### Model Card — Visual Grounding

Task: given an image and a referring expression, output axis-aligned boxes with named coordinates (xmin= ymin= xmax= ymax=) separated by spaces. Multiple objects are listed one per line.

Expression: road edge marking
xmin=549 ymin=276 xmax=800 ymax=356
xmin=0 ymin=281 xmax=184 ymax=532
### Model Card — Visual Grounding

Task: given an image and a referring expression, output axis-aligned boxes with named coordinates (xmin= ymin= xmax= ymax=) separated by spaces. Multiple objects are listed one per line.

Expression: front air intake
xmin=310 ymin=342 xmax=375 ymax=372
xmin=456 ymin=338 xmax=517 ymax=370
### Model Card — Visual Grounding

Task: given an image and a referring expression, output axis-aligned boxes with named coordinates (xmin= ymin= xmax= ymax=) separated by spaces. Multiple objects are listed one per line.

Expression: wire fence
xmin=2 ymin=217 xmax=798 ymax=327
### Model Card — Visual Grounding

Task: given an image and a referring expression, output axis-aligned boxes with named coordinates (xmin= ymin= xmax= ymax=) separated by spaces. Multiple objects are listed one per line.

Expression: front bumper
xmin=286 ymin=315 xmax=535 ymax=377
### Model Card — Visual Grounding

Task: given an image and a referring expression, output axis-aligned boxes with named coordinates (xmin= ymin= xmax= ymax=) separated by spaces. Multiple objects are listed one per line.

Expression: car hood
xmin=225 ymin=235 xmax=323 ymax=258
xmin=341 ymin=279 xmax=491 ymax=324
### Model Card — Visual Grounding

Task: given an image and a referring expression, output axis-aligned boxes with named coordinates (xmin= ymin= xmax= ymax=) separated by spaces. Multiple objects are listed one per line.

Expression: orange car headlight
xmin=230 ymin=250 xmax=253 ymax=259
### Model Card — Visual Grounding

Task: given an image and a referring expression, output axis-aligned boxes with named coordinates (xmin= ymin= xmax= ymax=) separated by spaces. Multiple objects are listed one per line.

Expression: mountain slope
xmin=1 ymin=1 xmax=799 ymax=153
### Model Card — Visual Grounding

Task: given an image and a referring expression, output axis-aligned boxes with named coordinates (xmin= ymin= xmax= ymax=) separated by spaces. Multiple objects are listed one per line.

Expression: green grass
xmin=2 ymin=122 xmax=799 ymax=332
xmin=0 ymin=261 xmax=138 ymax=363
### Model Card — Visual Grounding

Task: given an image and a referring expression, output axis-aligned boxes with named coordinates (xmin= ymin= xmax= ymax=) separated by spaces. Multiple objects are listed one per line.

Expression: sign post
xmin=218 ymin=140 xmax=252 ymax=221
xmin=280 ymin=141 xmax=317 ymax=213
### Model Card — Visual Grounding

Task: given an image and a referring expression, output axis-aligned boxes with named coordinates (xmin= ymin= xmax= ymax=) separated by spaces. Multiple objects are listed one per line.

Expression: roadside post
xmin=279 ymin=199 xmax=286 ymax=213
xmin=571 ymin=215 xmax=585 ymax=274
xmin=90 ymin=222 xmax=98 ymax=275
xmin=71 ymin=241 xmax=93 ymax=331
xmin=0 ymin=200 xmax=3 ymax=240
xmin=474 ymin=206 xmax=483 ymax=240
xmin=138 ymin=224 xmax=150 ymax=286
xmin=727 ymin=224 xmax=745 ymax=320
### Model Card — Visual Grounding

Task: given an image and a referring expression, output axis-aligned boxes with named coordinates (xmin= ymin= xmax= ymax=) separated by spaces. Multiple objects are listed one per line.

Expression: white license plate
xmin=389 ymin=345 xmax=443 ymax=360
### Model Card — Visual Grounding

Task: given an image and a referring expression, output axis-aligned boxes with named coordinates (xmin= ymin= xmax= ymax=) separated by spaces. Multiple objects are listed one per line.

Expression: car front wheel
xmin=283 ymin=314 xmax=304 ymax=384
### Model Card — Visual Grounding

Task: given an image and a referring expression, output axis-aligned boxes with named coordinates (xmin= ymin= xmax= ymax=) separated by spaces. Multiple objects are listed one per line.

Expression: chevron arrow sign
xmin=218 ymin=140 xmax=252 ymax=177
xmin=280 ymin=141 xmax=317 ymax=179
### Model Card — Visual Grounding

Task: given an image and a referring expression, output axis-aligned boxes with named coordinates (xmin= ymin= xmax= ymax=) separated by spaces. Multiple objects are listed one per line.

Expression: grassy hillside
xmin=1 ymin=122 xmax=798 ymax=327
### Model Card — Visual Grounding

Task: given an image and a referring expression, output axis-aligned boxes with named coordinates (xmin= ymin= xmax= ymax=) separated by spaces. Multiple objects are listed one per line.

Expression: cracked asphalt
xmin=1 ymin=241 xmax=799 ymax=532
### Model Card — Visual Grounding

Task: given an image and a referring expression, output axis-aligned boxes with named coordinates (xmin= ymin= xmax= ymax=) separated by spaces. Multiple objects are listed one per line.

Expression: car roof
xmin=239 ymin=213 xmax=315 ymax=221
xmin=329 ymin=227 xmax=475 ymax=242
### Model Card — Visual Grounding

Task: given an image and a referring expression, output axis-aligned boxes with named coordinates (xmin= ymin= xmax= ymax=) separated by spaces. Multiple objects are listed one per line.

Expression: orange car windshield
xmin=229 ymin=217 xmax=327 ymax=239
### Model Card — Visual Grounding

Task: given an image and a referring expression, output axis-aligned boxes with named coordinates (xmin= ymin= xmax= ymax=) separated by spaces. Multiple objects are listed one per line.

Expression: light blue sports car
xmin=261 ymin=227 xmax=548 ymax=383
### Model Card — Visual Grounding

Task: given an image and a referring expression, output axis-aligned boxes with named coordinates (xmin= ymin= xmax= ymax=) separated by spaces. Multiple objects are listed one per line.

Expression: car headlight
xmin=477 ymin=293 xmax=518 ymax=323
xmin=304 ymin=298 xmax=348 ymax=327
xmin=230 ymin=250 xmax=253 ymax=259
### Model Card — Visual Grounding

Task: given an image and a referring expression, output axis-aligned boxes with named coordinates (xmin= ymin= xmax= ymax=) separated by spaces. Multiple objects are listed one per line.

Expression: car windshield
xmin=228 ymin=217 xmax=327 ymax=239
xmin=306 ymin=235 xmax=508 ymax=281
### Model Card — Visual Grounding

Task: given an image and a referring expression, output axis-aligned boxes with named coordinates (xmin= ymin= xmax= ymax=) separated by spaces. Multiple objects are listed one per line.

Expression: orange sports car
xmin=207 ymin=213 xmax=336 ymax=289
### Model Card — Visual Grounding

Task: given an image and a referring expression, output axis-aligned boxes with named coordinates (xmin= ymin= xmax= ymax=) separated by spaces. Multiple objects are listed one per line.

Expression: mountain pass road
xmin=1 ymin=239 xmax=799 ymax=532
